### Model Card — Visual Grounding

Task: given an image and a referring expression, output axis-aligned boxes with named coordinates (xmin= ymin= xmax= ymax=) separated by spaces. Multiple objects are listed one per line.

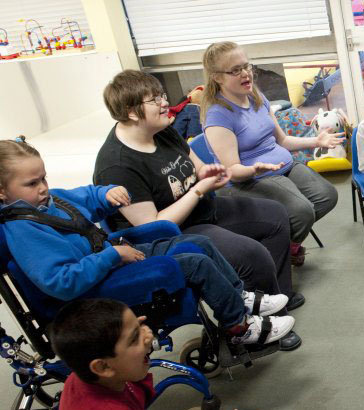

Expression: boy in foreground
xmin=50 ymin=298 xmax=155 ymax=410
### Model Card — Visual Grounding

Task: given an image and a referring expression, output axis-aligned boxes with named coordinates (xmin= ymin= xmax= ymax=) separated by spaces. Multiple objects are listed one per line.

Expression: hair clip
xmin=15 ymin=135 xmax=26 ymax=143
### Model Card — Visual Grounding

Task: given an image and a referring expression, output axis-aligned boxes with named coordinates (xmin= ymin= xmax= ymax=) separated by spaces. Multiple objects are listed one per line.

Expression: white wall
xmin=28 ymin=108 xmax=115 ymax=189
xmin=0 ymin=61 xmax=40 ymax=137
xmin=0 ymin=51 xmax=122 ymax=138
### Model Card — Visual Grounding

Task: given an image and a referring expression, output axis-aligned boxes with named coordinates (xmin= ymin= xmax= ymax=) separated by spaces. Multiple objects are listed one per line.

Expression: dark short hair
xmin=50 ymin=298 xmax=128 ymax=383
xmin=103 ymin=69 xmax=164 ymax=123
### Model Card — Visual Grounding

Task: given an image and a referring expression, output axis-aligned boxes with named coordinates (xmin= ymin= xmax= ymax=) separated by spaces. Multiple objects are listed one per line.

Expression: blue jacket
xmin=2 ymin=185 xmax=121 ymax=301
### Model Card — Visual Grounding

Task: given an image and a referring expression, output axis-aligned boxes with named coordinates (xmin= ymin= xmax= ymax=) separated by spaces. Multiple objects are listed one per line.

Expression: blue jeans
xmin=136 ymin=234 xmax=245 ymax=328
xmin=85 ymin=235 xmax=245 ymax=328
xmin=172 ymin=104 xmax=203 ymax=139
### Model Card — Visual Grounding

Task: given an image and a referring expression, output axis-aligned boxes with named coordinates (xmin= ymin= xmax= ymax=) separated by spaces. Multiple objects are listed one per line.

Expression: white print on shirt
xmin=162 ymin=155 xmax=197 ymax=200
xmin=161 ymin=155 xmax=183 ymax=175
xmin=179 ymin=160 xmax=194 ymax=178
xmin=168 ymin=175 xmax=185 ymax=200
xmin=184 ymin=173 xmax=197 ymax=191
xmin=161 ymin=156 xmax=194 ymax=177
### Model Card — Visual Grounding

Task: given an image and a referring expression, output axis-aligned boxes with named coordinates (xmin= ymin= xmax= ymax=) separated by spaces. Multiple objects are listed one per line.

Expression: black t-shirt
xmin=93 ymin=125 xmax=216 ymax=230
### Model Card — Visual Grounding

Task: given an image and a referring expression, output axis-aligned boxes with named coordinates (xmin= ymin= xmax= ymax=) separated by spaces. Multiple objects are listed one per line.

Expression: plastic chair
xmin=189 ymin=133 xmax=324 ymax=248
xmin=189 ymin=133 xmax=215 ymax=164
xmin=0 ymin=221 xmax=222 ymax=410
xmin=351 ymin=128 xmax=364 ymax=224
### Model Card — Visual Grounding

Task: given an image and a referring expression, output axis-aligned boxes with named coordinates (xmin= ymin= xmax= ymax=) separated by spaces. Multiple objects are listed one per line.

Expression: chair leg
xmin=352 ymin=181 xmax=358 ymax=222
xmin=358 ymin=190 xmax=364 ymax=224
xmin=310 ymin=229 xmax=324 ymax=248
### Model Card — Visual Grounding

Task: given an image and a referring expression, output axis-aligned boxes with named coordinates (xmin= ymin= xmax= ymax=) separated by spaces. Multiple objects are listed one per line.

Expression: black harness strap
xmin=251 ymin=289 xmax=264 ymax=316
xmin=257 ymin=316 xmax=272 ymax=345
xmin=0 ymin=196 xmax=119 ymax=253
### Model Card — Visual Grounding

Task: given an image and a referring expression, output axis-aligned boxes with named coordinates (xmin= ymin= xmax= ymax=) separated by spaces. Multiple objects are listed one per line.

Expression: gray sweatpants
xmin=218 ymin=162 xmax=338 ymax=243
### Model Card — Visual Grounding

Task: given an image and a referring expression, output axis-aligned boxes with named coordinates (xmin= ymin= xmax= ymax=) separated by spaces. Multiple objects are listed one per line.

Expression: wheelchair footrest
xmin=218 ymin=329 xmax=279 ymax=369
xmin=245 ymin=341 xmax=279 ymax=360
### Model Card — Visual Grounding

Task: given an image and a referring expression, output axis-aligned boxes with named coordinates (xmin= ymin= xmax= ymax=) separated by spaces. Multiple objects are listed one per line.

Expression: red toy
xmin=0 ymin=28 xmax=19 ymax=60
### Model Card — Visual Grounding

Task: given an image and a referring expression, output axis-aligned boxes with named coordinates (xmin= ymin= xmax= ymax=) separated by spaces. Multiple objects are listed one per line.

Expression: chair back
xmin=189 ymin=133 xmax=214 ymax=163
xmin=352 ymin=127 xmax=359 ymax=176
xmin=351 ymin=127 xmax=364 ymax=195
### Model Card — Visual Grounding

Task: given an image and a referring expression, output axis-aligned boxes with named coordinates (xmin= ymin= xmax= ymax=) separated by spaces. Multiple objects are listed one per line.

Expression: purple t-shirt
xmin=204 ymin=94 xmax=293 ymax=179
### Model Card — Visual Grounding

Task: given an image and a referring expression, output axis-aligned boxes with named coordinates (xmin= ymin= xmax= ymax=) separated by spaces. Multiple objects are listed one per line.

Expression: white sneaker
xmin=231 ymin=315 xmax=295 ymax=345
xmin=242 ymin=290 xmax=288 ymax=316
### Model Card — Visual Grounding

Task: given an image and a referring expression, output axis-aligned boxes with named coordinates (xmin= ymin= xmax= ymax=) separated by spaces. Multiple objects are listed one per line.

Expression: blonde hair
xmin=0 ymin=137 xmax=40 ymax=187
xmin=200 ymin=41 xmax=263 ymax=123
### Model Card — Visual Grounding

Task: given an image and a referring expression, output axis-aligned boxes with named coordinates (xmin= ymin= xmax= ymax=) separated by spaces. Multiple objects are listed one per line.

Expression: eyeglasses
xmin=143 ymin=93 xmax=168 ymax=105
xmin=216 ymin=63 xmax=254 ymax=77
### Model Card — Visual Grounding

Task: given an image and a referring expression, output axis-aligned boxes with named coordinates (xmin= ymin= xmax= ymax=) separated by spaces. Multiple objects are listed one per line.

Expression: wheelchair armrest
xmin=108 ymin=220 xmax=181 ymax=244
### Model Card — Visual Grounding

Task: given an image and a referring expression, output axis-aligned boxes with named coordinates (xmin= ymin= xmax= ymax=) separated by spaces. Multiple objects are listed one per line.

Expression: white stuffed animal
xmin=311 ymin=108 xmax=347 ymax=160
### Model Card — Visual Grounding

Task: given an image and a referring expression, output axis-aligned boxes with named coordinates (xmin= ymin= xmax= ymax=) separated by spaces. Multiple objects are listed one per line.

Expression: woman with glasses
xmin=94 ymin=69 xmax=304 ymax=351
xmin=201 ymin=41 xmax=344 ymax=266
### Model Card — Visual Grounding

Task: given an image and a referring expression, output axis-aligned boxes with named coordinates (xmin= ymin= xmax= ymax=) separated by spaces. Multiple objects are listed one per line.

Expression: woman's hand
xmin=194 ymin=168 xmax=232 ymax=194
xmin=251 ymin=161 xmax=285 ymax=176
xmin=316 ymin=128 xmax=345 ymax=149
xmin=106 ymin=186 xmax=131 ymax=207
xmin=113 ymin=244 xmax=146 ymax=264
xmin=197 ymin=163 xmax=227 ymax=180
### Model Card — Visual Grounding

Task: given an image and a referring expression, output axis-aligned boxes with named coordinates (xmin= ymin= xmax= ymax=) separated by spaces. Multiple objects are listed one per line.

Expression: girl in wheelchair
xmin=0 ymin=138 xmax=294 ymax=361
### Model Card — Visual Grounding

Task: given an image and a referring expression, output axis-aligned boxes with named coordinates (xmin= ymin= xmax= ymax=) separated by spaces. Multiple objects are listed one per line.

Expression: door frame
xmin=329 ymin=0 xmax=364 ymax=125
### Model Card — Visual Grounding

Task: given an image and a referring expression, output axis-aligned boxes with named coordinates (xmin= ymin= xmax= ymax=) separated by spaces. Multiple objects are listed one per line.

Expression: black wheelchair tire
xmin=11 ymin=386 xmax=60 ymax=410
xmin=34 ymin=386 xmax=61 ymax=408
xmin=201 ymin=394 xmax=221 ymax=410
xmin=179 ymin=337 xmax=222 ymax=379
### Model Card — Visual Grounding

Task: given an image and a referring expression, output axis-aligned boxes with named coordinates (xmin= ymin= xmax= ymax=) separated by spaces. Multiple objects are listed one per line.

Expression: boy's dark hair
xmin=103 ymin=69 xmax=164 ymax=123
xmin=50 ymin=298 xmax=128 ymax=383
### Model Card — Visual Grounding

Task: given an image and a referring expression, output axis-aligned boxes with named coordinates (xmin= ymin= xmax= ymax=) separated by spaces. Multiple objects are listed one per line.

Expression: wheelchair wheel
xmin=11 ymin=374 xmax=62 ymax=410
xmin=34 ymin=386 xmax=61 ymax=408
xmin=10 ymin=386 xmax=60 ymax=410
xmin=11 ymin=390 xmax=24 ymax=410
xmin=202 ymin=394 xmax=221 ymax=410
xmin=179 ymin=337 xmax=222 ymax=379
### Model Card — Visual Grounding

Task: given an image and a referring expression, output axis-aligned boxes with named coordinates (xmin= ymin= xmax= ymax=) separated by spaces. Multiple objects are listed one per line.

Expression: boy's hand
xmin=113 ymin=244 xmax=146 ymax=264
xmin=106 ymin=186 xmax=131 ymax=207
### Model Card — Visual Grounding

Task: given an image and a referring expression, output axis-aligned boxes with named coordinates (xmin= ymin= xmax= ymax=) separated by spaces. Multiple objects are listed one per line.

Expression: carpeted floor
xmin=0 ymin=112 xmax=361 ymax=409
xmin=150 ymin=170 xmax=364 ymax=410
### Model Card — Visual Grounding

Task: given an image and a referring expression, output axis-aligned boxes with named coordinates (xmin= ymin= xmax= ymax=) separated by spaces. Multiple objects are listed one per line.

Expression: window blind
xmin=123 ymin=0 xmax=330 ymax=57
xmin=0 ymin=0 xmax=92 ymax=55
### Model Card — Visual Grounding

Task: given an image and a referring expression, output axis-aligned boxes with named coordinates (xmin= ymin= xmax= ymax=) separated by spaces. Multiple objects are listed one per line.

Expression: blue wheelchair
xmin=0 ymin=220 xmax=277 ymax=409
